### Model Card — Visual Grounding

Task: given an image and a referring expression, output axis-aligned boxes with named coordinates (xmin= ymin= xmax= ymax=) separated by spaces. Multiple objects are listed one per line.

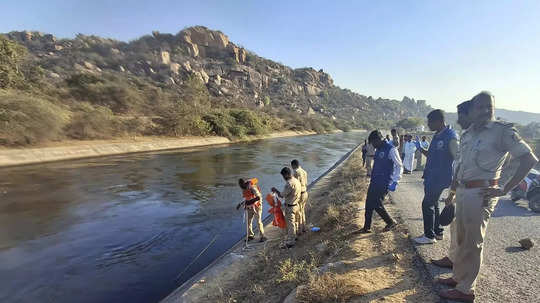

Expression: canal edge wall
xmin=0 ymin=131 xmax=319 ymax=168
xmin=160 ymin=143 xmax=362 ymax=303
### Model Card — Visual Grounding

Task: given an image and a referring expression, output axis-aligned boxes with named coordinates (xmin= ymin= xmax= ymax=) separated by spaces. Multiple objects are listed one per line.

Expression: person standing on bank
xmin=237 ymin=178 xmax=267 ymax=242
xmin=291 ymin=159 xmax=308 ymax=234
xmin=403 ymin=135 xmax=417 ymax=174
xmin=437 ymin=92 xmax=538 ymax=302
xmin=361 ymin=140 xmax=368 ymax=167
xmin=365 ymin=140 xmax=376 ymax=177
xmin=415 ymin=136 xmax=429 ymax=171
xmin=272 ymin=167 xmax=302 ymax=248
xmin=432 ymin=100 xmax=473 ymax=268
xmin=359 ymin=130 xmax=403 ymax=233
xmin=413 ymin=109 xmax=458 ymax=244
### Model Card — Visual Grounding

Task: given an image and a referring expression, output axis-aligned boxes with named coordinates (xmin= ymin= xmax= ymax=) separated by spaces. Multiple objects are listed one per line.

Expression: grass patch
xmin=297 ymin=272 xmax=366 ymax=303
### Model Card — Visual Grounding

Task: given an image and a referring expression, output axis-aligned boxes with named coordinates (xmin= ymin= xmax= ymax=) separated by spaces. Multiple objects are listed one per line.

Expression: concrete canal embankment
xmin=0 ymin=131 xmax=318 ymax=167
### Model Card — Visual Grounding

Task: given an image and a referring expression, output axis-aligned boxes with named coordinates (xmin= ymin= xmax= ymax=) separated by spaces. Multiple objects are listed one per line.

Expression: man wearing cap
xmin=431 ymin=100 xmax=473 ymax=268
xmin=272 ymin=167 xmax=302 ymax=248
xmin=359 ymin=130 xmax=403 ymax=233
xmin=414 ymin=109 xmax=458 ymax=244
xmin=437 ymin=92 xmax=538 ymax=302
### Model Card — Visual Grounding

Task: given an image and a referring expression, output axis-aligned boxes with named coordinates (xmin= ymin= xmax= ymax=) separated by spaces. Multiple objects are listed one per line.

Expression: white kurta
xmin=403 ymin=141 xmax=417 ymax=171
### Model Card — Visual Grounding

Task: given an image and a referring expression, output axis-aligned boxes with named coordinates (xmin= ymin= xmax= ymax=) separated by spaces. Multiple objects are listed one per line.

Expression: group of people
xmin=237 ymin=160 xmax=309 ymax=249
xmin=361 ymin=91 xmax=538 ymax=302
xmin=237 ymin=91 xmax=538 ymax=302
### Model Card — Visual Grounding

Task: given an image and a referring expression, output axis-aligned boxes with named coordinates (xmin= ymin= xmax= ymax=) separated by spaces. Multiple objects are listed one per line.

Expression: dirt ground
xmin=171 ymin=149 xmax=437 ymax=303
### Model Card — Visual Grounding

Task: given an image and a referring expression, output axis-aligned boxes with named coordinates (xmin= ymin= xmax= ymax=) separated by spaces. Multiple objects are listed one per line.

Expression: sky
xmin=2 ymin=0 xmax=540 ymax=113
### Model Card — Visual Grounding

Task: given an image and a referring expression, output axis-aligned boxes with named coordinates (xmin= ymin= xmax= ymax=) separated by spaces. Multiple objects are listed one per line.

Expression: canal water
xmin=0 ymin=132 xmax=364 ymax=303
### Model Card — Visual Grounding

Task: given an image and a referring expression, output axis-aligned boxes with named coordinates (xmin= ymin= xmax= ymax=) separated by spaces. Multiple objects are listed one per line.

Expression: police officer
xmin=414 ymin=110 xmax=458 ymax=244
xmin=359 ymin=130 xmax=403 ymax=233
xmin=291 ymin=159 xmax=308 ymax=234
xmin=272 ymin=167 xmax=302 ymax=248
xmin=432 ymin=100 xmax=473 ymax=268
xmin=237 ymin=178 xmax=267 ymax=242
xmin=437 ymin=92 xmax=538 ymax=302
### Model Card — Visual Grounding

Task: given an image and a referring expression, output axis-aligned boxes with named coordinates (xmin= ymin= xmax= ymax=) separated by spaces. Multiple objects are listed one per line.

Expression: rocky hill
xmin=1 ymin=26 xmax=432 ymax=146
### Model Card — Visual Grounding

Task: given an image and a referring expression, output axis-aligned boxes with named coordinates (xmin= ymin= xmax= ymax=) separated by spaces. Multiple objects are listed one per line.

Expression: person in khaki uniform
xmin=291 ymin=159 xmax=308 ymax=234
xmin=438 ymin=92 xmax=538 ymax=302
xmin=272 ymin=167 xmax=301 ymax=248
xmin=236 ymin=178 xmax=267 ymax=242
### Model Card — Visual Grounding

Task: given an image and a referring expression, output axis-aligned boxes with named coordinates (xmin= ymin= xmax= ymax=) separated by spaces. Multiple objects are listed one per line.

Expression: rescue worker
xmin=432 ymin=100 xmax=473 ymax=268
xmin=359 ymin=130 xmax=403 ymax=233
xmin=365 ymin=140 xmax=376 ymax=177
xmin=236 ymin=178 xmax=267 ymax=242
xmin=291 ymin=159 xmax=308 ymax=234
xmin=272 ymin=167 xmax=302 ymax=248
xmin=437 ymin=92 xmax=538 ymax=302
xmin=414 ymin=109 xmax=458 ymax=244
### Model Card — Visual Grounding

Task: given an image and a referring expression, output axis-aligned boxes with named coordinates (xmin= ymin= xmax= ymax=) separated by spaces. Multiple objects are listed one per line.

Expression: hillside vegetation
xmin=0 ymin=27 xmax=432 ymax=146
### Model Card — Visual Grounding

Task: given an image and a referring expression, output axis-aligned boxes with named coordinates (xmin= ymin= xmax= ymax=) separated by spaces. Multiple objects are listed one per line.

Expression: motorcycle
xmin=510 ymin=169 xmax=540 ymax=213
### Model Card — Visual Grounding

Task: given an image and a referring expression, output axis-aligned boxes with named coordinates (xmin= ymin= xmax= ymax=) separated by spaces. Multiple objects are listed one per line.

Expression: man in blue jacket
xmin=359 ymin=130 xmax=403 ymax=233
xmin=414 ymin=109 xmax=458 ymax=244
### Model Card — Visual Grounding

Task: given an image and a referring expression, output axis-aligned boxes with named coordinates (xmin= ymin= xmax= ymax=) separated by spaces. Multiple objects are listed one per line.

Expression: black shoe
xmin=358 ymin=227 xmax=372 ymax=234
xmin=259 ymin=236 xmax=267 ymax=242
xmin=383 ymin=222 xmax=397 ymax=232
xmin=247 ymin=236 xmax=255 ymax=241
xmin=286 ymin=243 xmax=295 ymax=248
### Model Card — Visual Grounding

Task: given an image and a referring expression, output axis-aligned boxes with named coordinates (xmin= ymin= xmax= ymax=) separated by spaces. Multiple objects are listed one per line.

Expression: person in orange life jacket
xmin=414 ymin=109 xmax=459 ymax=244
xmin=272 ymin=167 xmax=302 ymax=248
xmin=237 ymin=178 xmax=267 ymax=242
xmin=359 ymin=130 xmax=403 ymax=233
xmin=432 ymin=100 xmax=473 ymax=268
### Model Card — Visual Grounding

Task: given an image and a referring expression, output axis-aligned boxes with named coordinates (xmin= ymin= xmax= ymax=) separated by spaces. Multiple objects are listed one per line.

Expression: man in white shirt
xmin=403 ymin=134 xmax=417 ymax=173
xmin=359 ymin=130 xmax=404 ymax=233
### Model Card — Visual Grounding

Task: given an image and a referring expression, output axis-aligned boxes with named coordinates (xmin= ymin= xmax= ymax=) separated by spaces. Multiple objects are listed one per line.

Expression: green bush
xmin=0 ymin=92 xmax=69 ymax=145
xmin=65 ymin=103 xmax=116 ymax=139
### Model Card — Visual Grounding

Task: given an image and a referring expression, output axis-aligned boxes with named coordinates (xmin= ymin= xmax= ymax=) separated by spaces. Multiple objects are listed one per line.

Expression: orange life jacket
xmin=242 ymin=178 xmax=261 ymax=208
xmin=265 ymin=193 xmax=286 ymax=229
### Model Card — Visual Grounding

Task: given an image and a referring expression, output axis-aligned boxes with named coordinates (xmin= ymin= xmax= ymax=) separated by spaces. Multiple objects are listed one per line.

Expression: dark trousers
xmin=422 ymin=185 xmax=445 ymax=239
xmin=364 ymin=184 xmax=394 ymax=229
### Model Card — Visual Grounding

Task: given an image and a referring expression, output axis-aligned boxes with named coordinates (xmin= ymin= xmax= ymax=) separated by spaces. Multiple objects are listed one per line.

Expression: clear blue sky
xmin=2 ymin=0 xmax=540 ymax=113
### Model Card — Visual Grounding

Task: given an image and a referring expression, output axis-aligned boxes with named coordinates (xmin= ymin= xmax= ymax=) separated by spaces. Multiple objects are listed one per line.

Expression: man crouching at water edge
xmin=359 ymin=130 xmax=403 ymax=233
xmin=237 ymin=178 xmax=267 ymax=242
xmin=272 ymin=167 xmax=302 ymax=249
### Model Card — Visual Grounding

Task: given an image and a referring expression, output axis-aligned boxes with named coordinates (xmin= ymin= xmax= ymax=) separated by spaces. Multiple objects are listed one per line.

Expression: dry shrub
xmin=276 ymin=258 xmax=316 ymax=285
xmin=0 ymin=91 xmax=69 ymax=145
xmin=324 ymin=204 xmax=341 ymax=227
xmin=296 ymin=273 xmax=366 ymax=303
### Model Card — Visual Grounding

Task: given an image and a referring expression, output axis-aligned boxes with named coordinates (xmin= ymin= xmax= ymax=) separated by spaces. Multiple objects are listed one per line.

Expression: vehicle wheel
xmin=529 ymin=194 xmax=540 ymax=213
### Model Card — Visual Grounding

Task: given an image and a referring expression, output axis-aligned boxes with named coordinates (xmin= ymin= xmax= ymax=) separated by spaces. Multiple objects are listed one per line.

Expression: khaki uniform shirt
xmin=457 ymin=120 xmax=532 ymax=182
xmin=294 ymin=167 xmax=308 ymax=193
xmin=282 ymin=177 xmax=302 ymax=206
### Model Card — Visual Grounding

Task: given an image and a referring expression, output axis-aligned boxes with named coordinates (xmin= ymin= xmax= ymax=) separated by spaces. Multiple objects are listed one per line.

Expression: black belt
xmin=287 ymin=204 xmax=297 ymax=207
xmin=301 ymin=191 xmax=306 ymax=194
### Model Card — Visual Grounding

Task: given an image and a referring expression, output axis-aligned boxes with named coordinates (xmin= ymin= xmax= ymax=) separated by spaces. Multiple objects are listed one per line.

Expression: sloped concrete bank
xmin=0 ymin=131 xmax=317 ymax=167
xmin=160 ymin=143 xmax=361 ymax=303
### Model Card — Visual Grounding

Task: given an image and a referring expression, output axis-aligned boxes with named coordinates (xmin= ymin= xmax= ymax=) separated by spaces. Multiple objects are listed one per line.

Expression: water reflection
xmin=0 ymin=132 xmax=364 ymax=303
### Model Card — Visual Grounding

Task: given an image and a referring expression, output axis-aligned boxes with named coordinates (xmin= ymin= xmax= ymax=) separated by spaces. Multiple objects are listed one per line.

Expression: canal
xmin=0 ymin=132 xmax=364 ymax=303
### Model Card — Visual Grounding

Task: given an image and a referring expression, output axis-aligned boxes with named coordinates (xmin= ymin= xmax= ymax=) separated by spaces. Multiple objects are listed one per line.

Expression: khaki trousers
xmin=296 ymin=192 xmax=309 ymax=232
xmin=452 ymin=187 xmax=498 ymax=294
xmin=366 ymin=156 xmax=374 ymax=175
xmin=284 ymin=204 xmax=300 ymax=245
xmin=448 ymin=219 xmax=458 ymax=262
xmin=247 ymin=204 xmax=264 ymax=238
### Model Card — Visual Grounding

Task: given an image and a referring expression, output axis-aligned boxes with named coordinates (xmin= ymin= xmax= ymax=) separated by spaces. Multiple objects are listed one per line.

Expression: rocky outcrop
xmin=4 ymin=26 xmax=434 ymax=127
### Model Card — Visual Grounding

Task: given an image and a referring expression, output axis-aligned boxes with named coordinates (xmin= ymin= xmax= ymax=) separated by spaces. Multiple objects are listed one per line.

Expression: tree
xmin=0 ymin=35 xmax=27 ymax=89
xmin=396 ymin=117 xmax=424 ymax=130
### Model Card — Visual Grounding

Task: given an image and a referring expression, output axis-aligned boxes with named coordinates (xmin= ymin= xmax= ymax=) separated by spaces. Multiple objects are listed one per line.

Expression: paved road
xmin=390 ymin=171 xmax=540 ymax=303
